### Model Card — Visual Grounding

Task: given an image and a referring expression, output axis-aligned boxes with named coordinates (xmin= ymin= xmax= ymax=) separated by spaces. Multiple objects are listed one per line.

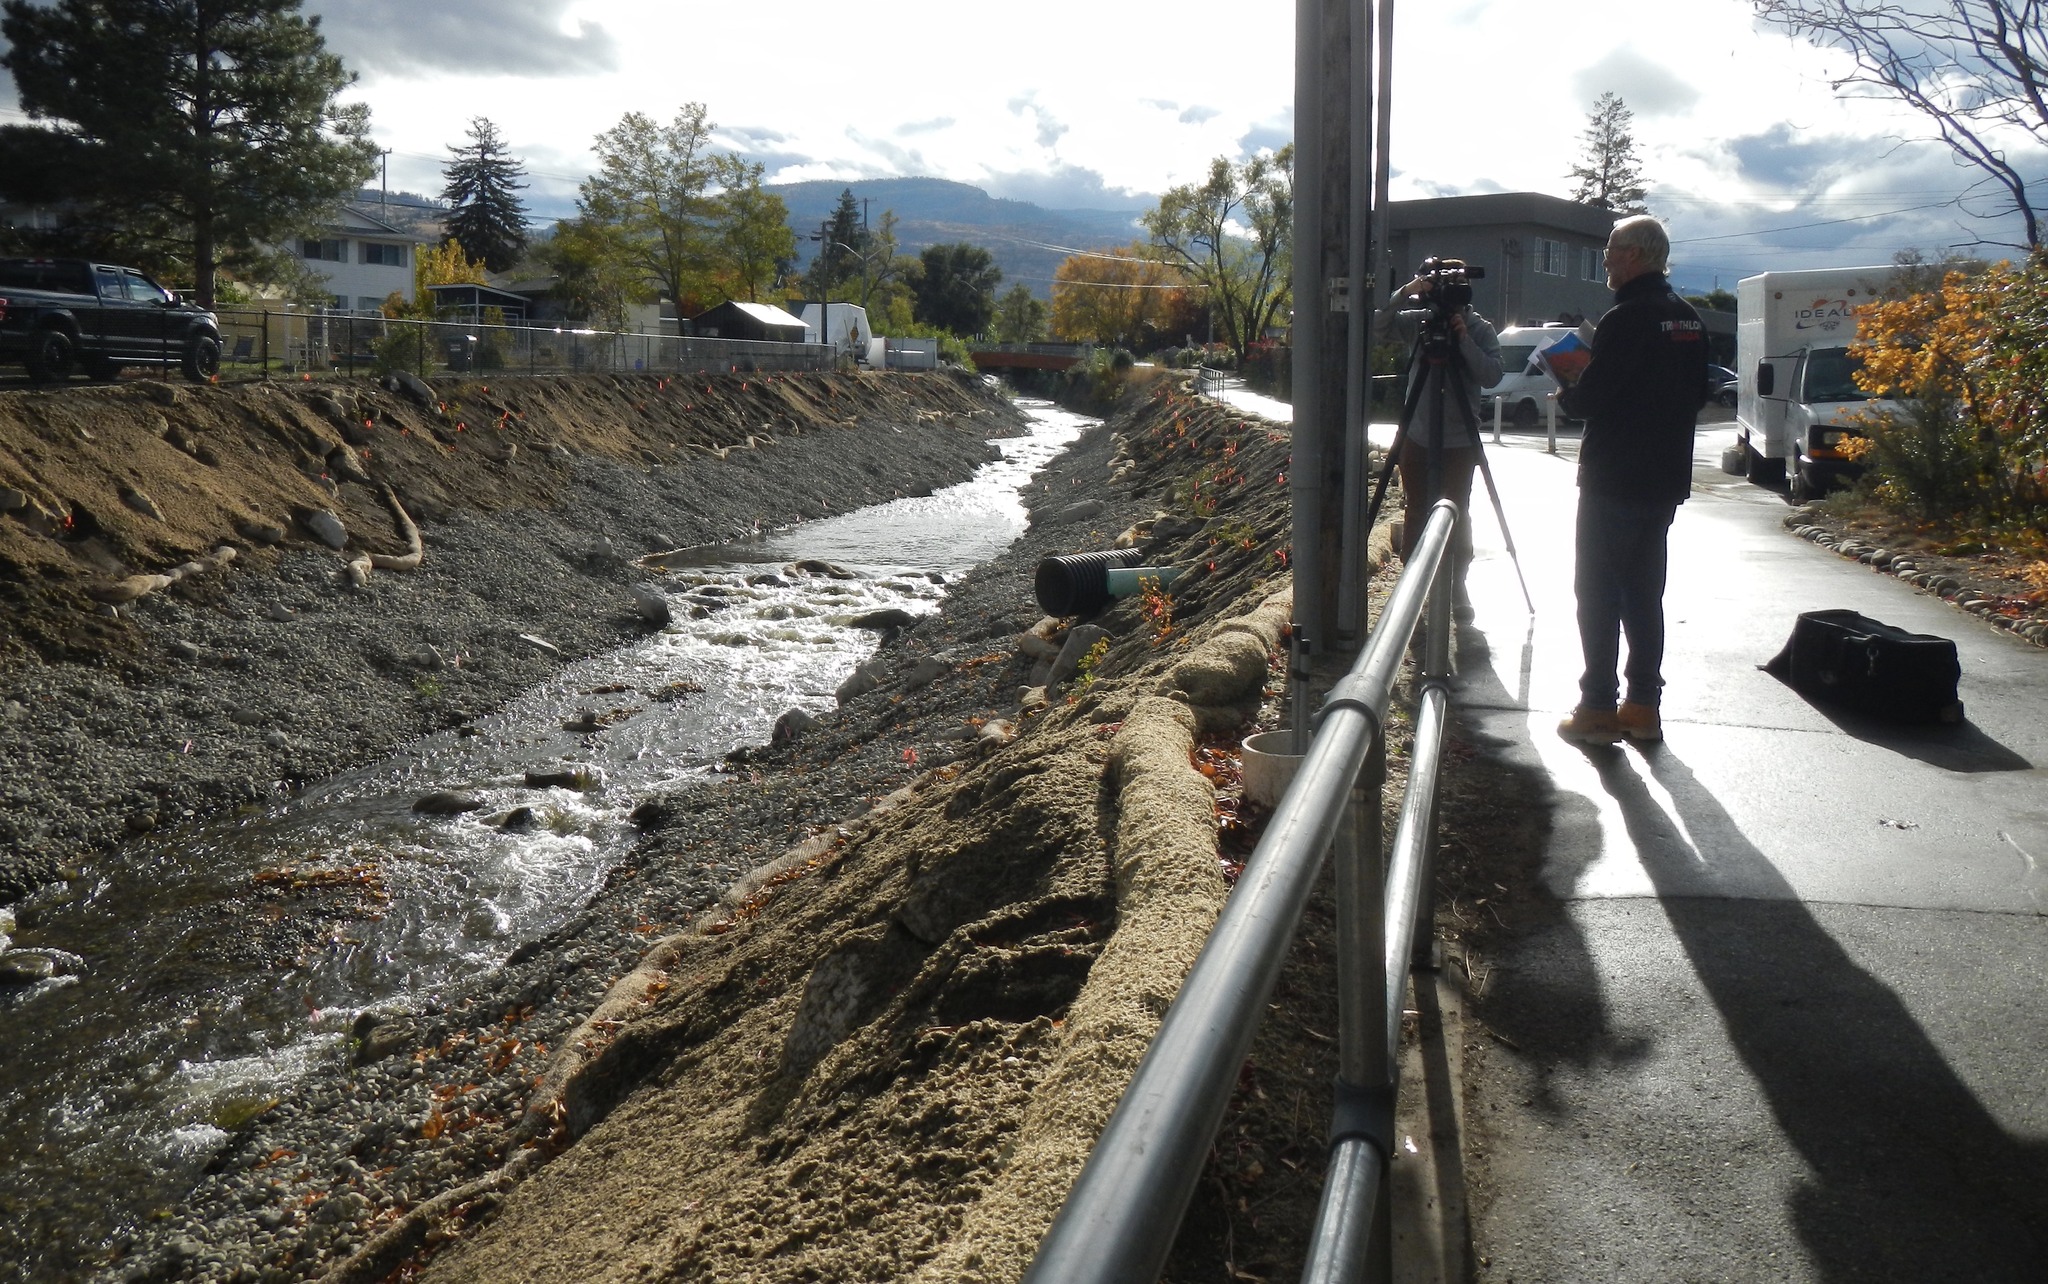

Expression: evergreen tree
xmin=440 ymin=117 xmax=529 ymax=273
xmin=804 ymin=187 xmax=870 ymax=301
xmin=1569 ymin=92 xmax=1650 ymax=214
xmin=0 ymin=0 xmax=379 ymax=306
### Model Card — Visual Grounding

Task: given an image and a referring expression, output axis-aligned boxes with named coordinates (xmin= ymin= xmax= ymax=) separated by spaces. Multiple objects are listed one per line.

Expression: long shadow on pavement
xmin=1587 ymin=744 xmax=2048 ymax=1280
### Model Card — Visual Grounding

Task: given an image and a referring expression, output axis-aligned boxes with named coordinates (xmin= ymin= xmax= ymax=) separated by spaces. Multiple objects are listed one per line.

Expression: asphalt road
xmin=1452 ymin=419 xmax=2048 ymax=1282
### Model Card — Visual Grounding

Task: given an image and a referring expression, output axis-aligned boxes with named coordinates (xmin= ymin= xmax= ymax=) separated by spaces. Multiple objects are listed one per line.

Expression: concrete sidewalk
xmin=1444 ymin=432 xmax=2048 ymax=1281
xmin=1211 ymin=384 xmax=2048 ymax=1277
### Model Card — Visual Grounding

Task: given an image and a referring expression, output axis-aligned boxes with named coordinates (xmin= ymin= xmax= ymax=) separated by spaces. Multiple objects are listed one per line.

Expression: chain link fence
xmin=210 ymin=310 xmax=835 ymax=381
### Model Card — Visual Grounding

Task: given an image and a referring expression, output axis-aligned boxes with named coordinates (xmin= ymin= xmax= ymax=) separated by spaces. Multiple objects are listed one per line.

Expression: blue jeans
xmin=1574 ymin=493 xmax=1679 ymax=708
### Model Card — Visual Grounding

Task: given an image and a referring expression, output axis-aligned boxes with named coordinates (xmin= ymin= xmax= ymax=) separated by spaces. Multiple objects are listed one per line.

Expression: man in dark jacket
xmin=1555 ymin=215 xmax=1707 ymax=744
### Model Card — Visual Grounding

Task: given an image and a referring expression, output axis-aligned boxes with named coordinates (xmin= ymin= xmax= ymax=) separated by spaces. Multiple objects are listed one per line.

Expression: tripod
xmin=1363 ymin=308 xmax=1535 ymax=614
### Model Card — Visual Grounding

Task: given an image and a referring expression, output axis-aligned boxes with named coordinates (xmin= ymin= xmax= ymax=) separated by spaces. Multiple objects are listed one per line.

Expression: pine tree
xmin=0 ymin=0 xmax=379 ymax=306
xmin=440 ymin=117 xmax=529 ymax=273
xmin=805 ymin=187 xmax=870 ymax=301
xmin=1569 ymin=92 xmax=1650 ymax=214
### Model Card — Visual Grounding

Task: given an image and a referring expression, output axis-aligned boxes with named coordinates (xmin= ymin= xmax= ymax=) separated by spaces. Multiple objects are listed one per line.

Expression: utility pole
xmin=1290 ymin=0 xmax=1367 ymax=683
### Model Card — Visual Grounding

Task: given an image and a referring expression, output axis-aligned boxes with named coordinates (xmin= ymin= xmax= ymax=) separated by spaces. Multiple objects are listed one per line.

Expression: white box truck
xmin=1735 ymin=266 xmax=1897 ymax=499
xmin=1484 ymin=323 xmax=1576 ymax=427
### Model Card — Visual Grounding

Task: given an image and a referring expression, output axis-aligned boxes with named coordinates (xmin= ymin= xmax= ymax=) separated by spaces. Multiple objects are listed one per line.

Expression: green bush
xmin=371 ymin=324 xmax=428 ymax=377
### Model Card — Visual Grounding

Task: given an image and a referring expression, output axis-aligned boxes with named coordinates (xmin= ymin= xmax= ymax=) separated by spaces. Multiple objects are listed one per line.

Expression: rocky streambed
xmin=3 ymin=372 xmax=1350 ymax=1284
xmin=0 ymin=368 xmax=1040 ymax=1278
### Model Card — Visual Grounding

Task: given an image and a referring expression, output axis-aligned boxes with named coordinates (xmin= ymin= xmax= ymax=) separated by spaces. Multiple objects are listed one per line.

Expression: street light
xmin=811 ymin=234 xmax=887 ymax=310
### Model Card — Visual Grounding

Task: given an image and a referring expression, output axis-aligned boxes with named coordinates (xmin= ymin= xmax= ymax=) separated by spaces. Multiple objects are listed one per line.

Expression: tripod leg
xmin=1441 ymin=334 xmax=1537 ymax=616
xmin=1362 ymin=340 xmax=1430 ymax=539
xmin=1472 ymin=449 xmax=1535 ymax=614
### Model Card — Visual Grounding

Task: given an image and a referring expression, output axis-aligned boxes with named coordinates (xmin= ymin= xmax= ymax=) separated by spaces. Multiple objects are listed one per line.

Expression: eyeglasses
xmin=1603 ymin=245 xmax=1635 ymax=261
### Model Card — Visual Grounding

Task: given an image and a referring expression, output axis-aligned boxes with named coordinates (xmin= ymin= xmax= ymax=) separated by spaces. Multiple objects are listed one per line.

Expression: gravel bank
xmin=0 ymin=371 xmax=1021 ymax=904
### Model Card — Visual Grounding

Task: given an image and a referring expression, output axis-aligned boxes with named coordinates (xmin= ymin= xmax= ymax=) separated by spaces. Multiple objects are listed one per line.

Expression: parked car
xmin=1707 ymin=363 xmax=1738 ymax=407
xmin=0 ymin=257 xmax=221 ymax=384
xmin=1484 ymin=323 xmax=1577 ymax=427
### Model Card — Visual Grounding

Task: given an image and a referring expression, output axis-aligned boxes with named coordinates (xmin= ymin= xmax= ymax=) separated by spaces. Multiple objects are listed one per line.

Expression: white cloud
xmin=3 ymin=0 xmax=2037 ymax=273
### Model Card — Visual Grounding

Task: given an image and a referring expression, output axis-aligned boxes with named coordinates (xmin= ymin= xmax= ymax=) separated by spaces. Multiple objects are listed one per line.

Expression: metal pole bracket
xmin=1329 ymin=1076 xmax=1397 ymax=1160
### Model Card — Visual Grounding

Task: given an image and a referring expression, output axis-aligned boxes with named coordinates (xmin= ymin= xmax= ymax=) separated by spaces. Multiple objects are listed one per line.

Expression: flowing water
xmin=0 ymin=399 xmax=1091 ymax=1279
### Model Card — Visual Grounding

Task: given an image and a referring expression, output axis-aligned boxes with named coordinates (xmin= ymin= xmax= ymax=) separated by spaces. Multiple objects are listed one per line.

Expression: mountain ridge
xmin=770 ymin=176 xmax=1146 ymax=299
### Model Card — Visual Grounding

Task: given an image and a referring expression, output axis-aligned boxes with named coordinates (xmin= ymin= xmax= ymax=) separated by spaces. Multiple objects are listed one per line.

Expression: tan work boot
xmin=1616 ymin=700 xmax=1662 ymax=742
xmin=1557 ymin=704 xmax=1622 ymax=745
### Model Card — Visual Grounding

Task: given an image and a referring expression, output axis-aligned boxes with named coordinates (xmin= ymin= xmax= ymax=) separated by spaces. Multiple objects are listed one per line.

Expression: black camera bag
xmin=1764 ymin=609 xmax=1963 ymax=723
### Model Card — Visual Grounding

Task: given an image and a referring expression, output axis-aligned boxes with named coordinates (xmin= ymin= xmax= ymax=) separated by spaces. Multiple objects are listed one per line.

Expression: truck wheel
xmin=1746 ymin=444 xmax=1785 ymax=486
xmin=25 ymin=328 xmax=75 ymax=383
xmin=1511 ymin=398 xmax=1539 ymax=429
xmin=1789 ymin=467 xmax=1817 ymax=503
xmin=182 ymin=334 xmax=221 ymax=383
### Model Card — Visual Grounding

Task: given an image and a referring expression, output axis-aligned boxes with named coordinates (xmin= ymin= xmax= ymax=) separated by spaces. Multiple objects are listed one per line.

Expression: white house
xmin=296 ymin=205 xmax=440 ymax=312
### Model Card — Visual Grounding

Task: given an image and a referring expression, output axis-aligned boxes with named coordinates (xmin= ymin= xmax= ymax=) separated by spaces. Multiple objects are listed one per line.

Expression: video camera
xmin=1417 ymin=257 xmax=1485 ymax=312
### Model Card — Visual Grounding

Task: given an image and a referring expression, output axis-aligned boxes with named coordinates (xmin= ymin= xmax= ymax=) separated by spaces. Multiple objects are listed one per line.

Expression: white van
xmin=1485 ymin=324 xmax=1575 ymax=427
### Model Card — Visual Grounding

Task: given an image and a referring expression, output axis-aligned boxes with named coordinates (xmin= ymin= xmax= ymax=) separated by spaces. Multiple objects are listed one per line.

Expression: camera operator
xmin=1378 ymin=260 xmax=1503 ymax=619
xmin=1555 ymin=214 xmax=1708 ymax=745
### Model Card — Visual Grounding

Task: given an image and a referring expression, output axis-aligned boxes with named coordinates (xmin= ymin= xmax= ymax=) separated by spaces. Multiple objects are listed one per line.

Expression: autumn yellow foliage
xmin=1847 ymin=252 xmax=2048 ymax=529
xmin=1050 ymin=243 xmax=1190 ymax=350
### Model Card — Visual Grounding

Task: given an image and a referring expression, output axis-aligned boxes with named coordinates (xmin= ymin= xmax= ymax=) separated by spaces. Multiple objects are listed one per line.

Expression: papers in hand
xmin=1531 ymin=331 xmax=1591 ymax=385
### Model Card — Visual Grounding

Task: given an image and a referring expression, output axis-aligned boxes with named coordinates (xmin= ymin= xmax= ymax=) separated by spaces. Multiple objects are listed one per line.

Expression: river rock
xmin=411 ymin=791 xmax=484 ymax=815
xmin=773 ymin=708 xmax=822 ymax=746
xmin=525 ymin=766 xmax=603 ymax=791
xmin=901 ymin=656 xmax=952 ymax=693
xmin=350 ymin=1012 xmax=419 ymax=1065
xmin=629 ymin=584 xmax=671 ymax=626
xmin=791 ymin=559 xmax=858 ymax=580
xmin=1049 ymin=624 xmax=1111 ymax=686
xmin=495 ymin=806 xmax=540 ymax=833
xmin=0 ymin=951 xmax=57 ymax=984
xmin=977 ymin=719 xmax=1018 ymax=750
xmin=1017 ymin=628 xmax=1064 ymax=661
xmin=139 ymin=381 xmax=179 ymax=406
xmin=561 ymin=710 xmax=603 ymax=734
xmin=114 ymin=484 xmax=163 ymax=521
xmin=1053 ymin=498 xmax=1105 ymax=525
xmin=234 ymin=516 xmax=286 ymax=546
xmin=0 ymin=486 xmax=26 ymax=513
xmin=850 ymin=607 xmax=916 ymax=631
xmin=295 ymin=507 xmax=348 ymax=550
xmin=835 ymin=658 xmax=891 ymax=705
xmin=518 ymin=633 xmax=560 ymax=654
xmin=384 ymin=370 xmax=435 ymax=408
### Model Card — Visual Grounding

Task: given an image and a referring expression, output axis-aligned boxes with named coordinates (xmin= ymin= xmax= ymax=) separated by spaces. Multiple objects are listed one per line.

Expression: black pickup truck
xmin=0 ymin=257 xmax=222 ymax=384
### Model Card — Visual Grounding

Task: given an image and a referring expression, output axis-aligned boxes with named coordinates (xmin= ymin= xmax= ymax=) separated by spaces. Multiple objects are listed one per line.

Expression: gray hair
xmin=1610 ymin=215 xmax=1669 ymax=274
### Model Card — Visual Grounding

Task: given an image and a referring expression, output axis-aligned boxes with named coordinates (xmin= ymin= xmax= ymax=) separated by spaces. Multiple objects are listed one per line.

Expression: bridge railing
xmin=1024 ymin=498 xmax=1463 ymax=1284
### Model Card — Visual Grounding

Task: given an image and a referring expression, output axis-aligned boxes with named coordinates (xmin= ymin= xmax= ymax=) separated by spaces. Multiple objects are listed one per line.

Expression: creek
xmin=0 ymin=399 xmax=1092 ymax=1281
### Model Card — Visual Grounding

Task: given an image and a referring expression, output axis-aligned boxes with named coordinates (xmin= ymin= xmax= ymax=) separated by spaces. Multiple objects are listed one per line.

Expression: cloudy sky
xmin=3 ymin=0 xmax=2041 ymax=290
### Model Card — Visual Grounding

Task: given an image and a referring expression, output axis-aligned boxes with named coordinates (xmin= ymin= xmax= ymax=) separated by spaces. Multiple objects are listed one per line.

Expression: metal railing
xmin=208 ymin=309 xmax=836 ymax=381
xmin=1025 ymin=498 xmax=1462 ymax=1284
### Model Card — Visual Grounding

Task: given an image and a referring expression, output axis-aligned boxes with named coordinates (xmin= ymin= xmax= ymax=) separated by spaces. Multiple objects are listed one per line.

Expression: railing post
xmin=1330 ymin=734 xmax=1394 ymax=1284
xmin=1335 ymin=738 xmax=1386 ymax=1088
